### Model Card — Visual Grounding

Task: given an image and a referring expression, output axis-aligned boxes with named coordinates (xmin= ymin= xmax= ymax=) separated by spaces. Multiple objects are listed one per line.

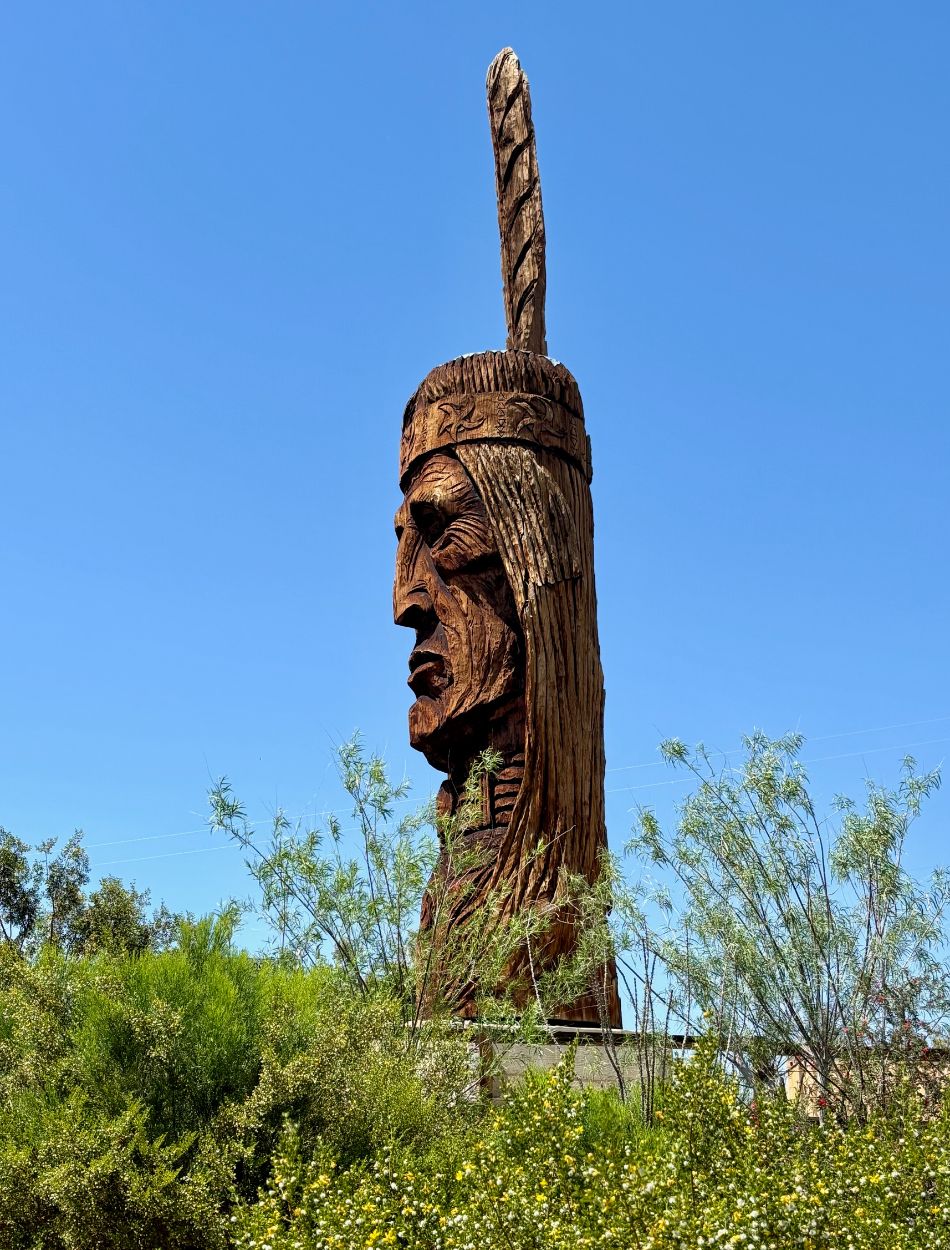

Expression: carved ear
xmin=455 ymin=443 xmax=581 ymax=599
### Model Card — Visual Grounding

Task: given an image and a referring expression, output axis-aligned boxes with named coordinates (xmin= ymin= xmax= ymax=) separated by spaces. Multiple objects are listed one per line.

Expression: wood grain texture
xmin=393 ymin=51 xmax=620 ymax=1028
xmin=396 ymin=352 xmax=621 ymax=1028
xmin=456 ymin=440 xmax=620 ymax=1027
xmin=487 ymin=48 xmax=547 ymax=355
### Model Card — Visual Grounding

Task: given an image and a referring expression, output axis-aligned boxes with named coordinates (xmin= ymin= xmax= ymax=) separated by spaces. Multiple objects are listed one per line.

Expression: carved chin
xmin=408 ymin=696 xmax=452 ymax=768
xmin=408 ymin=685 xmax=522 ymax=772
xmin=408 ymin=695 xmax=443 ymax=745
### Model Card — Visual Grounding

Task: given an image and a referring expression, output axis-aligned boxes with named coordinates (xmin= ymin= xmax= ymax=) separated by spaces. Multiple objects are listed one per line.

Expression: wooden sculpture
xmin=394 ymin=49 xmax=621 ymax=1027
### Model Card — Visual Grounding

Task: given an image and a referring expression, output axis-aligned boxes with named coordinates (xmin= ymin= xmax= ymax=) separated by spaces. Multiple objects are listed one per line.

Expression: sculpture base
xmin=458 ymin=1020 xmax=685 ymax=1101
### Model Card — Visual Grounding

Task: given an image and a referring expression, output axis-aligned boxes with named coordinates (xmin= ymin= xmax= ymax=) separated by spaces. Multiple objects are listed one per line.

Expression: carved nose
xmin=394 ymin=542 xmax=435 ymax=630
xmin=393 ymin=583 xmax=434 ymax=632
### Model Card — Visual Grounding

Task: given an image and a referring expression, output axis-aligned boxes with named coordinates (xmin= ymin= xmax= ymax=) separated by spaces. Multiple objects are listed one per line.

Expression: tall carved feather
xmin=487 ymin=48 xmax=547 ymax=356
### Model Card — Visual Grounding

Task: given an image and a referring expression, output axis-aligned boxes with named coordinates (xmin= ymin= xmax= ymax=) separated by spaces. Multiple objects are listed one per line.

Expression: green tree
xmin=208 ymin=735 xmax=514 ymax=1027
xmin=37 ymin=831 xmax=89 ymax=950
xmin=0 ymin=827 xmax=91 ymax=954
xmin=0 ymin=827 xmax=176 ymax=959
xmin=70 ymin=876 xmax=177 ymax=956
xmin=632 ymin=731 xmax=949 ymax=1117
xmin=0 ymin=829 xmax=41 ymax=952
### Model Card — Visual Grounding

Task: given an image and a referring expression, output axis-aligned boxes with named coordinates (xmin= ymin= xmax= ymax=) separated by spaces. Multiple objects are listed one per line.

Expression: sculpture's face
xmin=394 ymin=452 xmax=522 ymax=771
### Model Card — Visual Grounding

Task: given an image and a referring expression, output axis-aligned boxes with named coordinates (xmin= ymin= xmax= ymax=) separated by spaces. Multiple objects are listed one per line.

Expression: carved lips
xmin=408 ymin=645 xmax=451 ymax=696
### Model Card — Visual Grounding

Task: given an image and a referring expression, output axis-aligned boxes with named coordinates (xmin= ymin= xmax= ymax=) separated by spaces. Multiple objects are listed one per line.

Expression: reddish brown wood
xmin=487 ymin=48 xmax=547 ymax=355
xmin=394 ymin=52 xmax=620 ymax=1028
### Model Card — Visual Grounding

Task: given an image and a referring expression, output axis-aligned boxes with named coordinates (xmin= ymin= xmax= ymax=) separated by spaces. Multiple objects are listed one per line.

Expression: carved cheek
xmin=430 ymin=541 xmax=471 ymax=577
xmin=429 ymin=580 xmax=473 ymax=670
xmin=430 ymin=515 xmax=497 ymax=577
xmin=434 ymin=576 xmax=520 ymax=717
xmin=393 ymin=530 xmax=425 ymax=618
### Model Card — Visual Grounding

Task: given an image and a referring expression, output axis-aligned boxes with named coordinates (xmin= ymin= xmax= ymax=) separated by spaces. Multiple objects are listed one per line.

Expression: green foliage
xmin=0 ymin=829 xmax=41 ymax=952
xmin=580 ymin=1078 xmax=654 ymax=1154
xmin=0 ymin=909 xmax=479 ymax=1248
xmin=206 ymin=986 xmax=477 ymax=1193
xmin=0 ymin=828 xmax=90 ymax=955
xmin=234 ymin=1039 xmax=950 ymax=1250
xmin=0 ymin=825 xmax=176 ymax=958
xmin=39 ymin=830 xmax=89 ymax=951
xmin=0 ymin=1094 xmax=221 ymax=1250
xmin=2 ymin=729 xmax=949 ymax=1246
xmin=209 ymin=737 xmax=540 ymax=1031
xmin=209 ymin=736 xmax=436 ymax=1008
xmin=67 ymin=909 xmax=269 ymax=1140
xmin=0 ymin=944 xmax=75 ymax=1106
xmin=631 ymin=732 xmax=949 ymax=1116
xmin=72 ymin=875 xmax=177 ymax=956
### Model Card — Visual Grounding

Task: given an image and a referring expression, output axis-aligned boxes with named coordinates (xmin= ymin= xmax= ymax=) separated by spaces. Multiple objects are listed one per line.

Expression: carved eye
xmin=410 ymin=500 xmax=447 ymax=545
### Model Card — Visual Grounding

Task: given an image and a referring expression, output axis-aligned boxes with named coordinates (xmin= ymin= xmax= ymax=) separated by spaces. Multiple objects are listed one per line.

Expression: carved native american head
xmin=393 ymin=51 xmax=621 ymax=1027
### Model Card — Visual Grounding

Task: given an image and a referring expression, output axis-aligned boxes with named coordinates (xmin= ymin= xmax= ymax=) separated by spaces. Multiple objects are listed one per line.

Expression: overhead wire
xmin=604 ymin=713 xmax=950 ymax=773
xmin=76 ymin=715 xmax=950 ymax=866
xmin=97 ymin=843 xmax=241 ymax=868
xmin=606 ymin=735 xmax=950 ymax=795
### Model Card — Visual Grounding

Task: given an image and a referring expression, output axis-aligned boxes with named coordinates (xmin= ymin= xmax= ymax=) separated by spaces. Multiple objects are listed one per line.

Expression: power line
xmin=86 ymin=826 xmax=208 ymax=849
xmin=84 ymin=817 xmax=369 ymax=858
xmin=86 ymin=733 xmax=950 ymax=869
xmin=77 ymin=714 xmax=950 ymax=859
xmin=85 ymin=820 xmax=265 ymax=852
xmin=605 ymin=713 xmax=950 ymax=774
xmin=809 ymin=714 xmax=950 ymax=743
xmin=607 ymin=735 xmax=950 ymax=797
xmin=804 ymin=736 xmax=950 ymax=768
xmin=97 ymin=843 xmax=241 ymax=868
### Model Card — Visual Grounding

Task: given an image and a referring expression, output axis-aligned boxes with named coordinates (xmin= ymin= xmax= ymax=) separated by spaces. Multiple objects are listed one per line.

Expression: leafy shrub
xmin=3 ymin=732 xmax=949 ymax=1247
xmin=0 ymin=916 xmax=479 ymax=1247
xmin=631 ymin=735 xmax=950 ymax=1117
xmin=68 ymin=910 xmax=269 ymax=1140
xmin=0 ymin=1094 xmax=226 ymax=1249
xmin=198 ymin=975 xmax=478 ymax=1207
xmin=234 ymin=1040 xmax=950 ymax=1250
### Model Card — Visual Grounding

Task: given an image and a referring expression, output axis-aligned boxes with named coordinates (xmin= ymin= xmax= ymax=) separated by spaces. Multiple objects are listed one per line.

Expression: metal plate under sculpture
xmin=394 ymin=50 xmax=621 ymax=1027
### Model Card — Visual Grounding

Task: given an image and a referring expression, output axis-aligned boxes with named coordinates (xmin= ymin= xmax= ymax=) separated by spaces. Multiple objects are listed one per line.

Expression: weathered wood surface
xmin=394 ymin=52 xmax=620 ymax=1028
xmin=487 ymin=48 xmax=547 ymax=356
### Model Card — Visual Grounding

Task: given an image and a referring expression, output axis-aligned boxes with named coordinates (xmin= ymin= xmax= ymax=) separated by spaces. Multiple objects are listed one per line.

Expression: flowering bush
xmin=234 ymin=1038 xmax=950 ymax=1250
xmin=0 ymin=921 xmax=477 ymax=1248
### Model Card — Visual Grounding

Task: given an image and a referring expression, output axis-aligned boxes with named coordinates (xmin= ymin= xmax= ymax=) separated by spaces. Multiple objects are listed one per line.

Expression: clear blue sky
xmin=2 ymin=3 xmax=948 ymax=931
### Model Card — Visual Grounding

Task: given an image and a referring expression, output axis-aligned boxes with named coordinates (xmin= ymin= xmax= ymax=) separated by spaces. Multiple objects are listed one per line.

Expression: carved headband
xmin=400 ymin=43 xmax=592 ymax=492
xmin=400 ymin=388 xmax=592 ymax=488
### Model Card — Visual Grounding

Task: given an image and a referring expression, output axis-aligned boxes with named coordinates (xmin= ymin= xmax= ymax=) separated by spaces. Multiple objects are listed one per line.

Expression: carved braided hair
xmin=487 ymin=48 xmax=547 ymax=356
